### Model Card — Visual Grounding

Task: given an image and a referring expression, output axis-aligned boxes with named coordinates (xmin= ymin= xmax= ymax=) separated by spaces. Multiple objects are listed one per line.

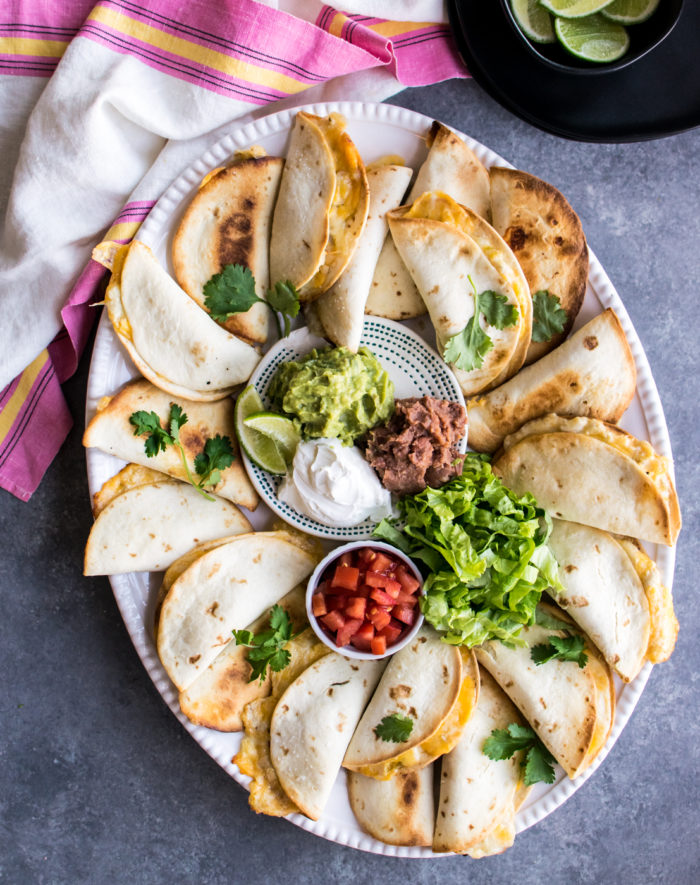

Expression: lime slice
xmin=234 ymin=386 xmax=288 ymax=475
xmin=244 ymin=413 xmax=300 ymax=464
xmin=511 ymin=0 xmax=556 ymax=43
xmin=555 ymin=13 xmax=630 ymax=61
xmin=601 ymin=0 xmax=659 ymax=24
xmin=540 ymin=0 xmax=614 ymax=19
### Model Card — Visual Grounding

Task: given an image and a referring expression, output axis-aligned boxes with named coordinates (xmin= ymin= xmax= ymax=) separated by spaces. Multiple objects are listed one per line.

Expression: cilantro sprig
xmin=531 ymin=290 xmax=567 ymax=343
xmin=203 ymin=263 xmax=300 ymax=337
xmin=483 ymin=723 xmax=556 ymax=786
xmin=443 ymin=276 xmax=519 ymax=372
xmin=373 ymin=713 xmax=414 ymax=743
xmin=129 ymin=404 xmax=234 ymax=501
xmin=232 ymin=605 xmax=300 ymax=683
xmin=531 ymin=633 xmax=588 ymax=669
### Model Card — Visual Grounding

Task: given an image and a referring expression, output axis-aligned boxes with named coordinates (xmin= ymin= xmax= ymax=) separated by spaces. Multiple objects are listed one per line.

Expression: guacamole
xmin=268 ymin=346 xmax=394 ymax=446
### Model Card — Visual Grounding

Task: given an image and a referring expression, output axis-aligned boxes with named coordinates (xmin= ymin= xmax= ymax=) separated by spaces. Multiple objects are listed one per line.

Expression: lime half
xmin=234 ymin=386 xmax=288 ymax=475
xmin=555 ymin=13 xmax=630 ymax=61
xmin=601 ymin=0 xmax=659 ymax=23
xmin=244 ymin=413 xmax=300 ymax=464
xmin=511 ymin=0 xmax=556 ymax=43
xmin=540 ymin=0 xmax=614 ymax=19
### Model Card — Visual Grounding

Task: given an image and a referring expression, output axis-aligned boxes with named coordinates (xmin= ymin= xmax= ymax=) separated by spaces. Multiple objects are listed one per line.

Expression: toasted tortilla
xmin=490 ymin=166 xmax=588 ymax=365
xmin=172 ymin=154 xmax=284 ymax=343
xmin=103 ymin=240 xmax=260 ymax=400
xmin=156 ymin=531 xmax=317 ymax=691
xmin=83 ymin=378 xmax=258 ymax=511
xmin=177 ymin=585 xmax=307 ymax=732
xmin=343 ymin=627 xmax=479 ymax=779
xmin=312 ymin=164 xmax=412 ymax=351
xmin=366 ymin=121 xmax=490 ymax=320
xmin=269 ymin=112 xmax=369 ymax=301
xmin=347 ymin=766 xmax=435 ymax=848
xmin=467 ymin=309 xmax=636 ymax=452
xmin=91 ymin=462 xmax=164 ymax=516
xmin=494 ymin=414 xmax=681 ymax=546
xmin=433 ymin=669 xmax=530 ymax=856
xmin=388 ymin=192 xmax=529 ymax=396
xmin=475 ymin=605 xmax=615 ymax=779
xmin=270 ymin=654 xmax=385 ymax=820
xmin=84 ymin=479 xmax=251 ymax=575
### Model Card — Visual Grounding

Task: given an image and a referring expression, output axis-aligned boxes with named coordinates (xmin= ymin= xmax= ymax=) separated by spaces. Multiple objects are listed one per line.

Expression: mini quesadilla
xmin=467 ymin=308 xmax=636 ymax=452
xmin=475 ymin=604 xmax=615 ymax=780
xmin=156 ymin=531 xmax=317 ymax=691
xmin=433 ymin=669 xmax=530 ymax=857
xmin=269 ymin=112 xmax=369 ymax=301
xmin=91 ymin=462 xmax=164 ymax=515
xmin=83 ymin=378 xmax=258 ymax=511
xmin=235 ymin=629 xmax=329 ymax=816
xmin=490 ymin=166 xmax=588 ymax=365
xmin=84 ymin=473 xmax=251 ymax=575
xmin=99 ymin=240 xmax=260 ymax=400
xmin=270 ymin=654 xmax=385 ymax=820
xmin=343 ymin=626 xmax=479 ymax=779
xmin=172 ymin=151 xmax=284 ymax=343
xmin=311 ymin=163 xmax=412 ymax=351
xmin=347 ymin=766 xmax=435 ymax=848
xmin=548 ymin=520 xmax=678 ymax=681
xmin=178 ymin=586 xmax=307 ymax=733
xmin=493 ymin=414 xmax=681 ymax=546
xmin=388 ymin=192 xmax=531 ymax=396
xmin=366 ymin=121 xmax=491 ymax=320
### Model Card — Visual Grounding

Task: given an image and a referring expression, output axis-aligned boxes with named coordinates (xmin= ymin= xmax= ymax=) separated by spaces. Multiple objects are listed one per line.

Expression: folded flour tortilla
xmin=269 ymin=112 xmax=369 ymax=301
xmin=433 ymin=669 xmax=530 ymax=856
xmin=366 ymin=121 xmax=491 ymax=320
xmin=83 ymin=378 xmax=258 ymax=511
xmin=475 ymin=604 xmax=615 ymax=780
xmin=467 ymin=308 xmax=636 ymax=452
xmin=172 ymin=152 xmax=284 ymax=343
xmin=102 ymin=240 xmax=260 ymax=400
xmin=347 ymin=766 xmax=435 ymax=847
xmin=493 ymin=414 xmax=681 ymax=546
xmin=270 ymin=654 xmax=385 ymax=820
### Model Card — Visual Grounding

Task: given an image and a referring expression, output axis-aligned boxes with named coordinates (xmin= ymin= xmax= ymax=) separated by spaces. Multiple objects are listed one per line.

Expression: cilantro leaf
xmin=129 ymin=410 xmax=174 ymax=457
xmin=232 ymin=605 xmax=298 ymax=683
xmin=373 ymin=713 xmax=414 ymax=743
xmin=169 ymin=403 xmax=187 ymax=440
xmin=203 ymin=264 xmax=260 ymax=322
xmin=266 ymin=280 xmax=301 ymax=337
xmin=193 ymin=434 xmax=235 ymax=489
xmin=531 ymin=633 xmax=588 ymax=668
xmin=531 ymin=290 xmax=567 ymax=343
xmin=479 ymin=290 xmax=519 ymax=329
xmin=483 ymin=723 xmax=556 ymax=786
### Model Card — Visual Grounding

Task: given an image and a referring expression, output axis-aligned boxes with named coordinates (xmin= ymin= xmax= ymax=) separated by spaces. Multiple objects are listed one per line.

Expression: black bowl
xmin=500 ymin=0 xmax=684 ymax=75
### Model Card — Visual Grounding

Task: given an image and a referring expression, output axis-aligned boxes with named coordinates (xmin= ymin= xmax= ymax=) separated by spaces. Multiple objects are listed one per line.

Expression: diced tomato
xmin=371 ymin=635 xmax=387 ymax=656
xmin=371 ymin=552 xmax=394 ymax=573
xmin=364 ymin=571 xmax=387 ymax=588
xmin=345 ymin=596 xmax=367 ymax=620
xmin=332 ymin=565 xmax=359 ymax=590
xmin=338 ymin=552 xmax=354 ymax=567
xmin=351 ymin=635 xmax=373 ymax=652
xmin=311 ymin=594 xmax=327 ymax=617
xmin=393 ymin=605 xmax=416 ymax=626
xmin=383 ymin=579 xmax=401 ymax=598
xmin=369 ymin=609 xmax=391 ymax=631
xmin=335 ymin=618 xmax=363 ymax=647
xmin=395 ymin=565 xmax=420 ymax=594
xmin=369 ymin=587 xmax=396 ymax=606
xmin=355 ymin=584 xmax=371 ymax=598
xmin=326 ymin=595 xmax=346 ymax=612
xmin=394 ymin=590 xmax=418 ymax=607
xmin=321 ymin=610 xmax=346 ymax=633
xmin=379 ymin=622 xmax=402 ymax=644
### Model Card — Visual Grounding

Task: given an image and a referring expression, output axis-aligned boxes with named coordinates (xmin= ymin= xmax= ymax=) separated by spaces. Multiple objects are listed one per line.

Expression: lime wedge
xmin=234 ymin=386 xmax=288 ymax=475
xmin=601 ymin=0 xmax=659 ymax=23
xmin=540 ymin=0 xmax=614 ymax=19
xmin=511 ymin=0 xmax=556 ymax=43
xmin=244 ymin=413 xmax=300 ymax=464
xmin=555 ymin=13 xmax=630 ymax=61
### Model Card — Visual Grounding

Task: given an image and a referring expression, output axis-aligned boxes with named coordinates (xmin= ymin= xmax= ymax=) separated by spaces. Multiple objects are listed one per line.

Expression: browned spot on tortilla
xmin=584 ymin=336 xmax=599 ymax=350
xmin=206 ymin=601 xmax=219 ymax=616
xmin=564 ymin=564 xmax=578 ymax=573
xmin=505 ymin=225 xmax=527 ymax=251
xmin=188 ymin=654 xmax=201 ymax=664
xmin=390 ymin=685 xmax=412 ymax=700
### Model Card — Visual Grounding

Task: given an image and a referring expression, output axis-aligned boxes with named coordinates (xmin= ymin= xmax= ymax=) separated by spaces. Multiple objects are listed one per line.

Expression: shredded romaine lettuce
xmin=373 ymin=454 xmax=563 ymax=647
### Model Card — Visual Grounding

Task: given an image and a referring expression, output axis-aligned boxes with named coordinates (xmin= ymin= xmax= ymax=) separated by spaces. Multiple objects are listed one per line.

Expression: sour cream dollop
xmin=278 ymin=438 xmax=393 ymax=527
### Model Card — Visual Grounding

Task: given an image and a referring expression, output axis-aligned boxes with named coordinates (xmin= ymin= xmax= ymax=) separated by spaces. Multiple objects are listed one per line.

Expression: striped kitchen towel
xmin=0 ymin=0 xmax=467 ymax=501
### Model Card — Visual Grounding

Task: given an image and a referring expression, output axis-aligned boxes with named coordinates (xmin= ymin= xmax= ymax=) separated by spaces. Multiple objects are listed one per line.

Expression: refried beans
xmin=363 ymin=396 xmax=467 ymax=496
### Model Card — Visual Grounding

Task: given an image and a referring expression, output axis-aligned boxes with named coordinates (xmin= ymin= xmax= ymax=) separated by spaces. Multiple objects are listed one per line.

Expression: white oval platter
xmin=84 ymin=100 xmax=676 ymax=858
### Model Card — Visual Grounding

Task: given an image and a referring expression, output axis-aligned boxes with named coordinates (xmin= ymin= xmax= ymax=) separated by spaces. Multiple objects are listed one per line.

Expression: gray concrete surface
xmin=1 ymin=79 xmax=699 ymax=885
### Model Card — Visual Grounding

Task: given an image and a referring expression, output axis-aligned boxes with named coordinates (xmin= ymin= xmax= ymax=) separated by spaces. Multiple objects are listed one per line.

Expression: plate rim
xmin=84 ymin=99 xmax=677 ymax=858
